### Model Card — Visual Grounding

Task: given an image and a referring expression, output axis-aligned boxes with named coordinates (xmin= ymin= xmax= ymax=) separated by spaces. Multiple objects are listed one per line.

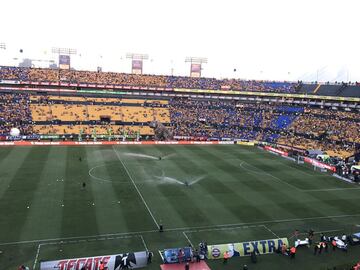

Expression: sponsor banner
xmin=236 ymin=141 xmax=255 ymax=146
xmin=304 ymin=157 xmax=336 ymax=172
xmin=40 ymin=135 xmax=60 ymax=139
xmin=40 ymin=251 xmax=147 ymax=270
xmin=209 ymin=238 xmax=288 ymax=259
xmin=173 ymin=88 xmax=360 ymax=103
xmin=0 ymin=141 xmax=224 ymax=147
xmin=219 ymin=141 xmax=235 ymax=145
xmin=0 ymin=80 xmax=17 ymax=84
xmin=160 ymin=247 xmax=192 ymax=264
xmin=0 ymin=80 xmax=358 ymax=102
xmin=0 ymin=86 xmax=76 ymax=93
xmin=0 ymin=142 xmax=15 ymax=146
xmin=276 ymin=144 xmax=306 ymax=153
xmin=264 ymin=146 xmax=288 ymax=156
xmin=189 ymin=141 xmax=217 ymax=145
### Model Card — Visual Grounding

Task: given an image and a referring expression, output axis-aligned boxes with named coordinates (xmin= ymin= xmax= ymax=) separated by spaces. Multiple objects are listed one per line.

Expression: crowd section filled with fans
xmin=169 ymin=98 xmax=302 ymax=142
xmin=168 ymin=98 xmax=359 ymax=157
xmin=0 ymin=66 xmax=296 ymax=92
xmin=0 ymin=93 xmax=32 ymax=135
xmin=0 ymin=91 xmax=358 ymax=159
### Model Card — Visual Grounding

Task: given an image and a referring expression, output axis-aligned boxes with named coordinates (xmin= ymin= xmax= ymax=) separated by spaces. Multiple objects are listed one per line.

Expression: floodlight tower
xmin=185 ymin=57 xmax=208 ymax=77
xmin=126 ymin=53 xmax=149 ymax=74
xmin=52 ymin=47 xmax=77 ymax=69
xmin=0 ymin=43 xmax=6 ymax=65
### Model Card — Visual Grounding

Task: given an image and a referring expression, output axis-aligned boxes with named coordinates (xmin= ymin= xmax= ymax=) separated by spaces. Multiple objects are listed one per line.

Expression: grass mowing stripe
xmin=0 ymin=147 xmax=32 ymax=199
xmin=112 ymin=145 xmax=160 ymax=229
xmin=0 ymin=147 xmax=51 ymax=242
xmin=184 ymin=146 xmax=274 ymax=223
xmin=239 ymin=160 xmax=302 ymax=191
xmin=0 ymin=147 xmax=52 ymax=270
xmin=85 ymin=146 xmax=128 ymax=234
xmin=18 ymin=146 xmax=68 ymax=242
xmin=60 ymin=146 xmax=99 ymax=238
xmin=148 ymin=145 xmax=219 ymax=227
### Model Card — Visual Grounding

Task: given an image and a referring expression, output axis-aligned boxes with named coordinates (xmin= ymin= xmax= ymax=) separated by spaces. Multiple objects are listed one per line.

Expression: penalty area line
xmin=261 ymin=225 xmax=281 ymax=239
xmin=2 ymin=213 xmax=360 ymax=247
xmin=33 ymin=243 xmax=42 ymax=270
xmin=182 ymin=232 xmax=194 ymax=247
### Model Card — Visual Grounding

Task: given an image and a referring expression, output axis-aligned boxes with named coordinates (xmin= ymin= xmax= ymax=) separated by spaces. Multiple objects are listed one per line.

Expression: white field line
xmin=262 ymin=225 xmax=281 ymax=239
xmin=288 ymin=229 xmax=343 ymax=240
xmin=275 ymin=160 xmax=315 ymax=177
xmin=239 ymin=161 xmax=359 ymax=193
xmin=182 ymin=232 xmax=194 ymax=247
xmin=2 ymin=213 xmax=360 ymax=246
xmin=166 ymin=213 xmax=360 ymax=233
xmin=33 ymin=243 xmax=42 ymax=270
xmin=88 ymin=163 xmax=134 ymax=184
xmin=0 ymin=229 xmax=158 ymax=246
xmin=239 ymin=161 xmax=302 ymax=191
xmin=184 ymin=224 xmax=262 ymax=233
xmin=88 ymin=164 xmax=117 ymax=183
xmin=112 ymin=146 xmax=160 ymax=229
xmin=38 ymin=235 xmax=136 ymax=247
xmin=304 ymin=187 xmax=360 ymax=192
xmin=140 ymin=235 xmax=149 ymax=252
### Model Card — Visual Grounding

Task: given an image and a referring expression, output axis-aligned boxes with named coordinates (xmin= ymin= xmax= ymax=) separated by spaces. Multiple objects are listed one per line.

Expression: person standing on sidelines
xmin=314 ymin=243 xmax=318 ymax=255
xmin=318 ymin=242 xmax=323 ymax=254
xmin=290 ymin=246 xmax=296 ymax=259
xmin=332 ymin=239 xmax=337 ymax=251
xmin=223 ymin=251 xmax=229 ymax=264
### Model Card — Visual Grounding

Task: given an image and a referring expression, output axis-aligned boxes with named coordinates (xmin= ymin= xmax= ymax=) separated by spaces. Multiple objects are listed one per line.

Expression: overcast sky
xmin=0 ymin=0 xmax=359 ymax=82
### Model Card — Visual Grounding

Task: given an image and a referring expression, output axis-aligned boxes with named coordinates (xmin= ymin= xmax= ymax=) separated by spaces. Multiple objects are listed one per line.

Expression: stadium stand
xmin=1 ymin=66 xmax=298 ymax=93
xmin=0 ymin=92 xmax=32 ymax=135
xmin=0 ymin=89 xmax=357 ymax=158
xmin=2 ymin=66 xmax=360 ymax=97
xmin=0 ymin=64 xmax=359 ymax=158
xmin=25 ymin=94 xmax=171 ymax=137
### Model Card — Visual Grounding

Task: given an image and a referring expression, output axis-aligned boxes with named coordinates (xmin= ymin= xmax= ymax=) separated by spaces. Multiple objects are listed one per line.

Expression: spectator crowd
xmin=0 ymin=90 xmax=358 ymax=159
xmin=0 ymin=66 xmax=296 ymax=93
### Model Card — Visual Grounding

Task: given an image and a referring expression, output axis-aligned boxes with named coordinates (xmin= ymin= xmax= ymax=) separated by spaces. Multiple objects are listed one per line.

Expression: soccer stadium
xmin=1 ymin=1 xmax=360 ymax=270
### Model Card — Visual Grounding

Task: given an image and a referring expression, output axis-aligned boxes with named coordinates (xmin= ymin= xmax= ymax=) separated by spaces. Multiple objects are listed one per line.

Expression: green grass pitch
xmin=0 ymin=145 xmax=359 ymax=270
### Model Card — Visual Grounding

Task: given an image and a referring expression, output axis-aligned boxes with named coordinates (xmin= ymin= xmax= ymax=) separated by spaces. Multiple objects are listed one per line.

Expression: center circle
xmin=88 ymin=162 xmax=126 ymax=183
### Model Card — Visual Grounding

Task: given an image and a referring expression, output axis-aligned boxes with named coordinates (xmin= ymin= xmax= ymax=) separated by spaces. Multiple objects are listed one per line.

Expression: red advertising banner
xmin=264 ymin=146 xmax=288 ymax=156
xmin=0 ymin=141 xmax=226 ymax=147
xmin=304 ymin=157 xmax=336 ymax=172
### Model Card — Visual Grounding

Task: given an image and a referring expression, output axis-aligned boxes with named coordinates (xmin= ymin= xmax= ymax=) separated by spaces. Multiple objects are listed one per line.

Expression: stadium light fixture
xmin=126 ymin=53 xmax=149 ymax=75
xmin=0 ymin=43 xmax=6 ymax=50
xmin=185 ymin=57 xmax=208 ymax=77
xmin=126 ymin=53 xmax=149 ymax=60
xmin=51 ymin=47 xmax=77 ymax=55
xmin=185 ymin=57 xmax=208 ymax=64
